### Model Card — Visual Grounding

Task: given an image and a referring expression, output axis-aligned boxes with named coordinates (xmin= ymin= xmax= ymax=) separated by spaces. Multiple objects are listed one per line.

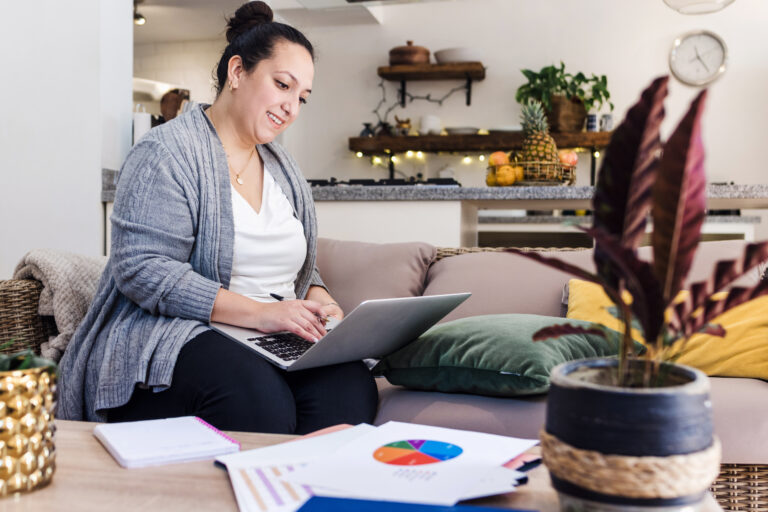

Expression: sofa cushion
xmin=375 ymin=378 xmax=547 ymax=439
xmin=422 ymin=249 xmax=595 ymax=322
xmin=373 ymin=314 xmax=625 ymax=397
xmin=567 ymin=278 xmax=768 ymax=380
xmin=316 ymin=239 xmax=436 ymax=314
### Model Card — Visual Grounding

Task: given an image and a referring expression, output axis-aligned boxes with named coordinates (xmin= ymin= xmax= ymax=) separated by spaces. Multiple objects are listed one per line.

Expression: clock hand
xmin=690 ymin=45 xmax=710 ymax=72
xmin=697 ymin=55 xmax=710 ymax=73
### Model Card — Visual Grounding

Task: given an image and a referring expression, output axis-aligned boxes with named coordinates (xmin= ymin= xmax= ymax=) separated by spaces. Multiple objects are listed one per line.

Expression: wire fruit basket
xmin=486 ymin=161 xmax=576 ymax=186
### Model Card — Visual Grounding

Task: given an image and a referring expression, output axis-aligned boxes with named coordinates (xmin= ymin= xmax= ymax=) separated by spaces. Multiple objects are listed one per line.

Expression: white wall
xmin=0 ymin=0 xmax=133 ymax=278
xmin=135 ymin=0 xmax=766 ymax=187
xmin=290 ymin=0 xmax=767 ymax=187
xmin=134 ymin=40 xmax=226 ymax=106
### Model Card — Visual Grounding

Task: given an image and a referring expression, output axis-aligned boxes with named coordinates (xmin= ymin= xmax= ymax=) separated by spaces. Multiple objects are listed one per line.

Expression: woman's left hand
xmin=318 ymin=302 xmax=344 ymax=323
xmin=306 ymin=286 xmax=344 ymax=322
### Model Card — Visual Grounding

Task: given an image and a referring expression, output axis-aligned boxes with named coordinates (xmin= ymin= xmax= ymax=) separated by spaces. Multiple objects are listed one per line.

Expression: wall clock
xmin=669 ymin=30 xmax=727 ymax=86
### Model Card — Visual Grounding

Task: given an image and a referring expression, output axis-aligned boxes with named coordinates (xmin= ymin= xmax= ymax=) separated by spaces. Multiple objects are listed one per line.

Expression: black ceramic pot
xmin=543 ymin=358 xmax=721 ymax=512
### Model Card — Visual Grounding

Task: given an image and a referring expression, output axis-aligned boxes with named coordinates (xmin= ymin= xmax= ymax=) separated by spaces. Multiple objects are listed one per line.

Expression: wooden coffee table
xmin=0 ymin=420 xmax=721 ymax=511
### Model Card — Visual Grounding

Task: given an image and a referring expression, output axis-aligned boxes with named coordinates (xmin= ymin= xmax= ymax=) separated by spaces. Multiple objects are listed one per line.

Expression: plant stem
xmin=617 ymin=283 xmax=633 ymax=386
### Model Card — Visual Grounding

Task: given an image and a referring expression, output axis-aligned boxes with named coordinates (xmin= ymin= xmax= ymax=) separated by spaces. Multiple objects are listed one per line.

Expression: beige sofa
xmin=314 ymin=238 xmax=768 ymax=510
xmin=1 ymin=238 xmax=766 ymax=508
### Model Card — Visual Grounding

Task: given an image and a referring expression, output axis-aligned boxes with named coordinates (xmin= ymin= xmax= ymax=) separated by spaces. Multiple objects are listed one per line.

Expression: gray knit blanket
xmin=13 ymin=250 xmax=106 ymax=361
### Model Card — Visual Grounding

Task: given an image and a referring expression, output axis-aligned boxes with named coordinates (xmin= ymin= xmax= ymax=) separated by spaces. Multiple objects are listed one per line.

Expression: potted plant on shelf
xmin=515 ymin=62 xmax=613 ymax=133
xmin=508 ymin=76 xmax=768 ymax=510
xmin=0 ymin=345 xmax=57 ymax=496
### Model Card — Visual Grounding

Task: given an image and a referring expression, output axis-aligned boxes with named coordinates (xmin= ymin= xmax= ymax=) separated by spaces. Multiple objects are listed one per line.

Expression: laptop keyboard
xmin=247 ymin=332 xmax=316 ymax=361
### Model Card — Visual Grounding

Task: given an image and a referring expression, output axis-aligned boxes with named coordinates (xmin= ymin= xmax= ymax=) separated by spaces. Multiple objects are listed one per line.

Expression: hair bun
xmin=226 ymin=1 xmax=274 ymax=43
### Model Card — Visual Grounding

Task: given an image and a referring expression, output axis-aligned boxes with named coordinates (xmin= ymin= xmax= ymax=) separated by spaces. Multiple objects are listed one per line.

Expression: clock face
xmin=669 ymin=31 xmax=728 ymax=86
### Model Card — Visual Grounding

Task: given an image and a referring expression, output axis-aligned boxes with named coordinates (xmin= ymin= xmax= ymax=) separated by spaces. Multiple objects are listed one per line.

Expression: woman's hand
xmin=255 ymin=300 xmax=328 ymax=341
xmin=306 ymin=286 xmax=345 ymax=321
xmin=211 ymin=288 xmax=328 ymax=341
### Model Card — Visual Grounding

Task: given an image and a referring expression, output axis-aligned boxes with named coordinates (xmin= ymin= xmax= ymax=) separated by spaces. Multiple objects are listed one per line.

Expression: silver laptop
xmin=209 ymin=293 xmax=470 ymax=371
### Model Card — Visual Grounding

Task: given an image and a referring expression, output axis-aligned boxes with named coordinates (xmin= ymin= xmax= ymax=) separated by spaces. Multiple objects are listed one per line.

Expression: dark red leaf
xmin=690 ymin=281 xmax=708 ymax=309
xmin=578 ymin=226 xmax=666 ymax=345
xmin=687 ymin=280 xmax=768 ymax=332
xmin=592 ymin=77 xmax=668 ymax=287
xmin=532 ymin=324 xmax=607 ymax=341
xmin=652 ymin=90 xmax=708 ymax=302
xmin=687 ymin=241 xmax=768 ymax=312
xmin=699 ymin=324 xmax=726 ymax=337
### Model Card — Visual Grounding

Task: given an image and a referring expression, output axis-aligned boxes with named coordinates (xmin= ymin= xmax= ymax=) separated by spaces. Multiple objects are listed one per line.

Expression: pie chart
xmin=373 ymin=439 xmax=463 ymax=466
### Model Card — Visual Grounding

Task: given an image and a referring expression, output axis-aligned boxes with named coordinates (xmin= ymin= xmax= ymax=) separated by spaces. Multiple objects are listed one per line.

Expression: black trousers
xmin=107 ymin=330 xmax=379 ymax=435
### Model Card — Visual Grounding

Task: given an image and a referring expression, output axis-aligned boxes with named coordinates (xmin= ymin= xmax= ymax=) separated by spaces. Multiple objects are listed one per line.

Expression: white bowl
xmin=433 ymin=47 xmax=481 ymax=64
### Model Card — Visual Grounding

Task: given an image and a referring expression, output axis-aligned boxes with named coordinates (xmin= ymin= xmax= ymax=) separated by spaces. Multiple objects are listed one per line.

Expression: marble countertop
xmin=478 ymin=214 xmax=761 ymax=224
xmin=100 ymin=169 xmax=768 ymax=204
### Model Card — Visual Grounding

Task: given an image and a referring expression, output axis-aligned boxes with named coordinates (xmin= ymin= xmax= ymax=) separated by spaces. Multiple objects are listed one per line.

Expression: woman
xmin=58 ymin=1 xmax=378 ymax=434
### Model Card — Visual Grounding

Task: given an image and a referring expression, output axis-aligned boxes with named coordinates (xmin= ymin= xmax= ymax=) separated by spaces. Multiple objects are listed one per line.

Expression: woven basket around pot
xmin=0 ymin=366 xmax=56 ymax=496
xmin=547 ymin=95 xmax=587 ymax=132
xmin=542 ymin=358 xmax=720 ymax=511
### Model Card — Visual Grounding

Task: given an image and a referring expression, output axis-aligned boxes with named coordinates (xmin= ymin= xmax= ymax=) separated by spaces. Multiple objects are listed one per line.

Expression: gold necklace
xmin=232 ymin=147 xmax=256 ymax=185
xmin=208 ymin=106 xmax=255 ymax=186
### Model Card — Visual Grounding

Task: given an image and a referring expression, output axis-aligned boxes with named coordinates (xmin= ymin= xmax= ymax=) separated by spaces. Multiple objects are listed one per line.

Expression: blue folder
xmin=297 ymin=496 xmax=536 ymax=511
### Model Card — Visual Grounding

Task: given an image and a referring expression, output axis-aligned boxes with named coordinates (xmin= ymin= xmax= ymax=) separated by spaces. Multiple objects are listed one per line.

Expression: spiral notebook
xmin=93 ymin=416 xmax=240 ymax=468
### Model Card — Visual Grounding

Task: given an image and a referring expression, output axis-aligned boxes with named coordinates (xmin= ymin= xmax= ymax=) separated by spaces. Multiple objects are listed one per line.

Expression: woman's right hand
xmin=211 ymin=288 xmax=328 ymax=341
xmin=252 ymin=299 xmax=328 ymax=341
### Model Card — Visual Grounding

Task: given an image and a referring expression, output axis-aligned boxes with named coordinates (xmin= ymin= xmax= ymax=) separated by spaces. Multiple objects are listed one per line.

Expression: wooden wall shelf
xmin=377 ymin=62 xmax=486 ymax=81
xmin=377 ymin=62 xmax=486 ymax=106
xmin=348 ymin=131 xmax=613 ymax=155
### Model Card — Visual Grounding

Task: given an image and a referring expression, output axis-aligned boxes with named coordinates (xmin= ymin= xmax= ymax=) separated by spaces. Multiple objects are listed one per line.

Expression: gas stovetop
xmin=307 ymin=178 xmax=461 ymax=187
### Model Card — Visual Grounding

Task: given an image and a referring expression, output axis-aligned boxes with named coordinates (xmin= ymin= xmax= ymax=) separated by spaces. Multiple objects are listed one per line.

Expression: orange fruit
xmin=485 ymin=170 xmax=497 ymax=187
xmin=513 ymin=166 xmax=524 ymax=182
xmin=489 ymin=151 xmax=510 ymax=166
xmin=496 ymin=165 xmax=516 ymax=186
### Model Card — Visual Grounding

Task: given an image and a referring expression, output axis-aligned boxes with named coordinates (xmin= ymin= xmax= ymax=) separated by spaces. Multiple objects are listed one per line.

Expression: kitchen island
xmin=311 ymin=184 xmax=768 ymax=246
xmin=100 ymin=170 xmax=768 ymax=248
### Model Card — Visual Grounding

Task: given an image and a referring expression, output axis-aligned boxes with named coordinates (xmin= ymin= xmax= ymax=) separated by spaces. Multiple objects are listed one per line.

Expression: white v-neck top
xmin=228 ymin=167 xmax=307 ymax=302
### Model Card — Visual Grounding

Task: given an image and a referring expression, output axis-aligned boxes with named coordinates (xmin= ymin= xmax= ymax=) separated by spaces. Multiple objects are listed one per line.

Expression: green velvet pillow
xmin=373 ymin=314 xmax=625 ymax=397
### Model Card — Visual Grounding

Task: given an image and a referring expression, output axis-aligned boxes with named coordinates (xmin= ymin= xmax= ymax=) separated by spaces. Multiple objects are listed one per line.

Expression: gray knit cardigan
xmin=58 ymin=104 xmax=325 ymax=421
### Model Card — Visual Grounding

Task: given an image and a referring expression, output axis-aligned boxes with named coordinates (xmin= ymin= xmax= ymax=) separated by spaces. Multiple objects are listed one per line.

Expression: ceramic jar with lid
xmin=389 ymin=41 xmax=430 ymax=66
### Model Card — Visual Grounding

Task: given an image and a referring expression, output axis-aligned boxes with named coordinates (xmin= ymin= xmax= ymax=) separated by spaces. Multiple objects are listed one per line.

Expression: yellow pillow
xmin=566 ymin=278 xmax=768 ymax=379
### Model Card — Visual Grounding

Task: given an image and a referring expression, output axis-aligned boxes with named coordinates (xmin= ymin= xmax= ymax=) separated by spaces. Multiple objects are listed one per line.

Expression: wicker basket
xmin=487 ymin=161 xmax=575 ymax=186
xmin=711 ymin=464 xmax=768 ymax=511
xmin=0 ymin=280 xmax=56 ymax=355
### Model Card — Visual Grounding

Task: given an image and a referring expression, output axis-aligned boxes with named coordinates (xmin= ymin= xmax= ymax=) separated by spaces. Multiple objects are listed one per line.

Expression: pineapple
xmin=520 ymin=99 xmax=559 ymax=179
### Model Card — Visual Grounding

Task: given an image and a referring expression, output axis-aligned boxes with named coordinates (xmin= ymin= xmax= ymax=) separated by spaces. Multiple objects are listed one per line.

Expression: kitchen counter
xmin=311 ymin=183 xmax=768 ymax=210
xmin=101 ymin=169 xmax=768 ymax=208
xmin=100 ymin=169 xmax=768 ymax=246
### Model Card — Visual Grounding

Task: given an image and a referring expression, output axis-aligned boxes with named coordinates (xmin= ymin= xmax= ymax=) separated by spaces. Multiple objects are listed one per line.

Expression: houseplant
xmin=509 ymin=76 xmax=768 ymax=510
xmin=0 ymin=346 xmax=57 ymax=496
xmin=515 ymin=63 xmax=613 ymax=132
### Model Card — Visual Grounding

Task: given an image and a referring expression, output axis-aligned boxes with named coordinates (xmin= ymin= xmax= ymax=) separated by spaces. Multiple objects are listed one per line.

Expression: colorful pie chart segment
xmin=373 ymin=439 xmax=463 ymax=466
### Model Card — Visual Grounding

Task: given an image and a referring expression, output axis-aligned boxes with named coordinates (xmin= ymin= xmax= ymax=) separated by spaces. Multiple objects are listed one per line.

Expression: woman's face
xmin=232 ymin=40 xmax=314 ymax=145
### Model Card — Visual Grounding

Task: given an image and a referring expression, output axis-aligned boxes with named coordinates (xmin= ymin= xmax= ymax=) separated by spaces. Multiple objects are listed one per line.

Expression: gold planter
xmin=0 ymin=366 xmax=56 ymax=496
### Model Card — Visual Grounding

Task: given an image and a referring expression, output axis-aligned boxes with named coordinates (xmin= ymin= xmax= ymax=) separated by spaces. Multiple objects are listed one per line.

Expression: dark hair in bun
xmin=215 ymin=1 xmax=314 ymax=96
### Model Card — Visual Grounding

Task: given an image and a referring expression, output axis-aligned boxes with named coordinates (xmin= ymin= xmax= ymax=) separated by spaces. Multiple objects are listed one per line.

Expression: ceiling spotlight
xmin=134 ymin=0 xmax=146 ymax=25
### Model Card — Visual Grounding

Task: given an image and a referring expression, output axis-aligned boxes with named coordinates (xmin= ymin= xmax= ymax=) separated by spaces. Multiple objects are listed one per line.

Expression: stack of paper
xmin=94 ymin=416 xmax=240 ymax=468
xmin=216 ymin=422 xmax=537 ymax=512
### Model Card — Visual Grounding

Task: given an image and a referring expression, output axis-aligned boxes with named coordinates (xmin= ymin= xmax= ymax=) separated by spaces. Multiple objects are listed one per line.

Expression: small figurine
xmin=359 ymin=123 xmax=375 ymax=137
xmin=394 ymin=115 xmax=412 ymax=136
xmin=374 ymin=121 xmax=394 ymax=136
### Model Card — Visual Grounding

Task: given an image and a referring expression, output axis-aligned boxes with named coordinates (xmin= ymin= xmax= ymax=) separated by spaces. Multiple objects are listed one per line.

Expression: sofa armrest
xmin=0 ymin=279 xmax=56 ymax=355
